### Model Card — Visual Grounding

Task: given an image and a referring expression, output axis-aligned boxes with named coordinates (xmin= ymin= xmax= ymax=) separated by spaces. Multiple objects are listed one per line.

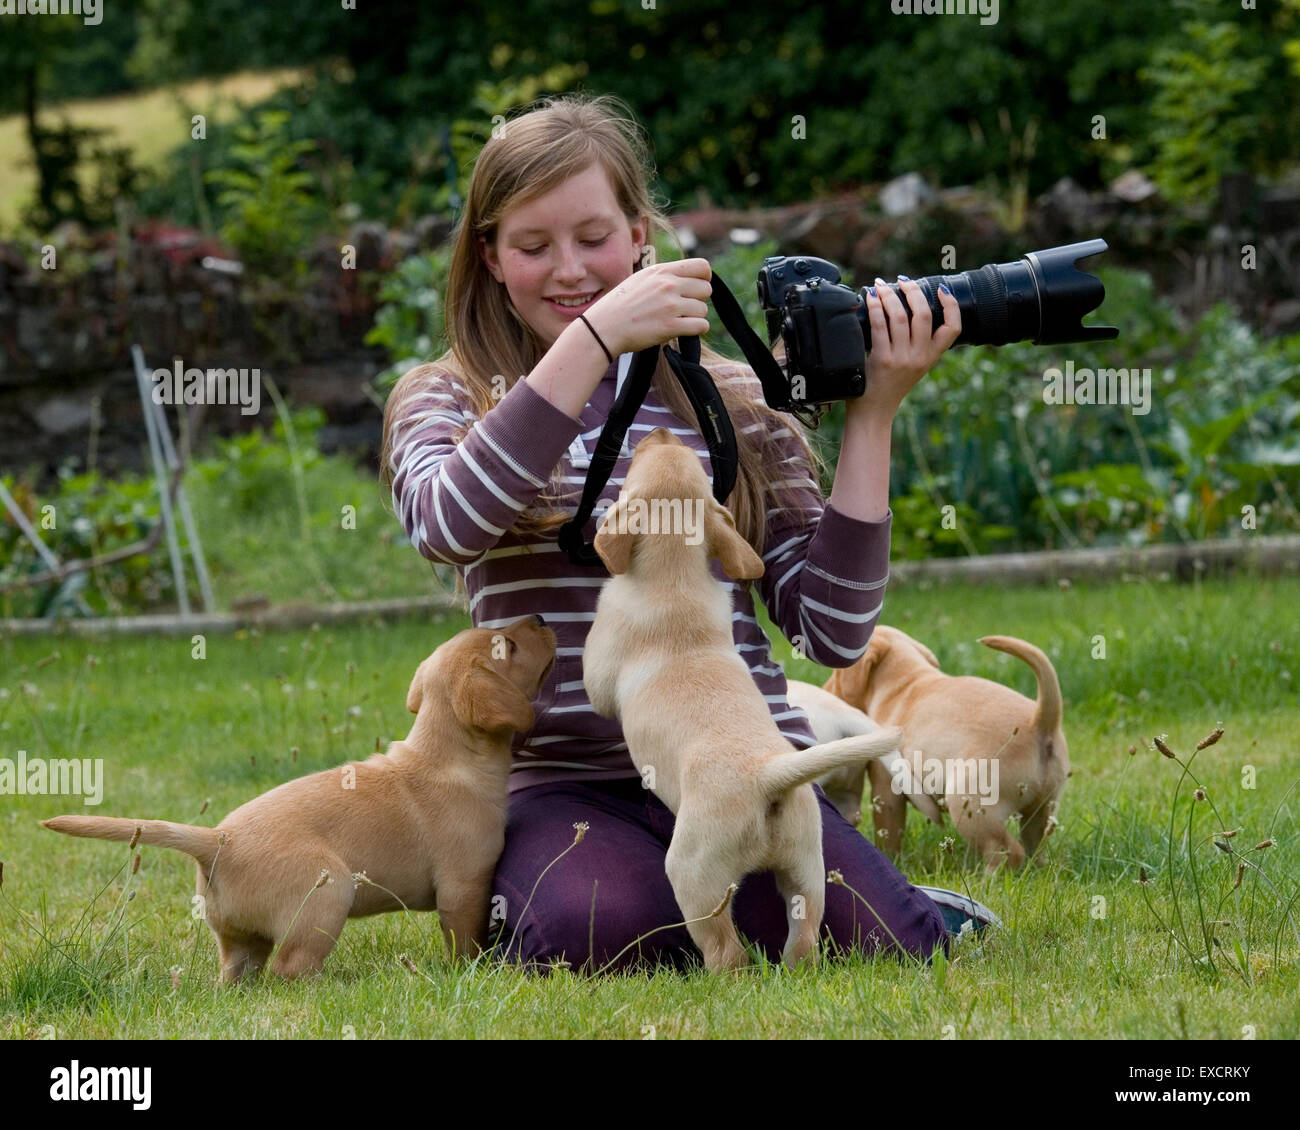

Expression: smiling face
xmin=478 ymin=161 xmax=647 ymax=349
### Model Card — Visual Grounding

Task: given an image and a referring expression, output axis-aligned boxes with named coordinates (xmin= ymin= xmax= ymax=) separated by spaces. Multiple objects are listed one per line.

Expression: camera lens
xmin=865 ymin=239 xmax=1118 ymax=349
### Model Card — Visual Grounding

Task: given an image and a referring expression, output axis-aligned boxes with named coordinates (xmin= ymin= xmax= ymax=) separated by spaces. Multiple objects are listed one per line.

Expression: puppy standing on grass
xmin=583 ymin=429 xmax=904 ymax=972
xmin=43 ymin=616 xmax=556 ymax=983
xmin=825 ymin=624 xmax=1069 ymax=870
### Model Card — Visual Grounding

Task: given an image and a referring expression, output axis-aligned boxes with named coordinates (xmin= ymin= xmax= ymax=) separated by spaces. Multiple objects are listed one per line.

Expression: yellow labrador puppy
xmin=43 ymin=616 xmax=556 ymax=982
xmin=583 ymin=429 xmax=903 ymax=971
xmin=826 ymin=624 xmax=1069 ymax=870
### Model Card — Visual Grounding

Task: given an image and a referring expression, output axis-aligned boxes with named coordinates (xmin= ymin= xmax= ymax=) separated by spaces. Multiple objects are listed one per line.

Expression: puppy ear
xmin=593 ymin=498 xmax=634 ymax=575
xmin=706 ymin=498 xmax=764 ymax=580
xmin=452 ymin=660 xmax=535 ymax=734
xmin=406 ymin=658 xmax=429 ymax=714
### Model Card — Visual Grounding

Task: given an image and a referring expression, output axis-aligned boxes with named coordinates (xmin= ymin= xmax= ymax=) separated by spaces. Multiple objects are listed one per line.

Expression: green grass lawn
xmin=1 ymin=574 xmax=1296 ymax=1038
xmin=178 ymin=431 xmax=451 ymax=610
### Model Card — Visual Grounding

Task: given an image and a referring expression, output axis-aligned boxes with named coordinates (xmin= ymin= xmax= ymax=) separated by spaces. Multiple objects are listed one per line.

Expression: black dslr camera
xmin=756 ymin=238 xmax=1118 ymax=424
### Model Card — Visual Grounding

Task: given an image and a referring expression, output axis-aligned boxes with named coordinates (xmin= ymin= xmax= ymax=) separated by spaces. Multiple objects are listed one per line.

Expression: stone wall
xmin=0 ymin=217 xmax=451 ymax=486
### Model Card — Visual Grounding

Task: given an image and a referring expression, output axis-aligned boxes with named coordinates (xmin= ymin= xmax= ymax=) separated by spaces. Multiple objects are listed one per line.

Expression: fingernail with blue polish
xmin=939 ymin=283 xmax=952 ymax=295
xmin=898 ymin=274 xmax=910 ymax=281
xmin=868 ymin=286 xmax=877 ymax=297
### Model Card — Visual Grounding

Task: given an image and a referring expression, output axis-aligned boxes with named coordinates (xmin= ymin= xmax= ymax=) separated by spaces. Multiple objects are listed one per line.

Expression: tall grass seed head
xmin=1196 ymin=726 xmax=1224 ymax=750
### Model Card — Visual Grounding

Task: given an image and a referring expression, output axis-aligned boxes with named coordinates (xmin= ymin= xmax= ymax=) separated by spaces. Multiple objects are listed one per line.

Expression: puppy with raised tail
xmin=825 ymin=624 xmax=1069 ymax=870
xmin=583 ymin=428 xmax=903 ymax=971
xmin=43 ymin=616 xmax=556 ymax=982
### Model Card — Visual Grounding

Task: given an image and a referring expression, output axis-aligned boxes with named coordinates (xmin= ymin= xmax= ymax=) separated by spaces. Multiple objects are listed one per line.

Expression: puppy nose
xmin=533 ymin=614 xmax=546 ymax=626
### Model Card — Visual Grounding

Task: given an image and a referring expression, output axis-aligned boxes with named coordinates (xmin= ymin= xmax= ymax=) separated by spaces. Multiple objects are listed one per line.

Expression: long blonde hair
xmin=380 ymin=92 xmax=827 ymax=571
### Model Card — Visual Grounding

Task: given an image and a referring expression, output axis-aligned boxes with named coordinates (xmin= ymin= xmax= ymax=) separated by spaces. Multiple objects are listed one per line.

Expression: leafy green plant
xmin=894 ymin=266 xmax=1300 ymax=551
xmin=888 ymin=483 xmax=1016 ymax=560
xmin=1046 ymin=463 xmax=1168 ymax=546
xmin=1140 ymin=20 xmax=1268 ymax=211
xmin=18 ymin=119 xmax=146 ymax=233
xmin=1287 ymin=0 xmax=1300 ymax=78
xmin=1157 ymin=304 xmax=1300 ymax=540
xmin=970 ymin=107 xmax=1039 ymax=235
xmin=204 ymin=109 xmax=328 ymax=283
xmin=0 ymin=468 xmax=182 ymax=619
xmin=195 ymin=404 xmax=327 ymax=512
xmin=364 ymin=246 xmax=454 ymax=396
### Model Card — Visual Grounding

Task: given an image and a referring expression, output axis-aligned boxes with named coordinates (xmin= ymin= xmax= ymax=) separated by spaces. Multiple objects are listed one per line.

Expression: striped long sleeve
xmin=387 ymin=366 xmax=588 ymax=566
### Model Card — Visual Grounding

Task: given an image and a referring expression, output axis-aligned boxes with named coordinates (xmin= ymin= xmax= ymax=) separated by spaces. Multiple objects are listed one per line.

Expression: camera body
xmin=757 ymin=257 xmax=867 ymax=409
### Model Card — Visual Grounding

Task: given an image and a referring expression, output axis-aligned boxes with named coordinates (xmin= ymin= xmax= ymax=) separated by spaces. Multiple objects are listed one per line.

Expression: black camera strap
xmin=556 ymin=271 xmax=792 ymax=569
xmin=705 ymin=270 xmax=795 ymax=412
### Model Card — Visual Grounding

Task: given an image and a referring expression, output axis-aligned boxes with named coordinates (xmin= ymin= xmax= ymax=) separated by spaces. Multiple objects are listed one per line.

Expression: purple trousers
xmin=488 ymin=776 xmax=947 ymax=972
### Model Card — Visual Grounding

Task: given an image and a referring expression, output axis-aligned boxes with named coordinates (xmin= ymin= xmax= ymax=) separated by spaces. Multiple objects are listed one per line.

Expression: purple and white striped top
xmin=387 ymin=352 xmax=893 ymax=794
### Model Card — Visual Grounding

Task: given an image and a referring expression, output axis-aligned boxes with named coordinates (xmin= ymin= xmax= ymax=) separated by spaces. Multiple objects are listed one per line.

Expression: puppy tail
xmin=760 ymin=729 xmax=903 ymax=798
xmin=41 ymin=815 xmax=222 ymax=869
xmin=788 ymin=686 xmax=944 ymax=824
xmin=978 ymin=635 xmax=1064 ymax=742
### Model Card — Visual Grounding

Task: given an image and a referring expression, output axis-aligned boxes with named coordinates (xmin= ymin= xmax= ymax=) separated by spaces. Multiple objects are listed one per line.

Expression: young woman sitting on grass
xmin=380 ymin=92 xmax=995 ymax=972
